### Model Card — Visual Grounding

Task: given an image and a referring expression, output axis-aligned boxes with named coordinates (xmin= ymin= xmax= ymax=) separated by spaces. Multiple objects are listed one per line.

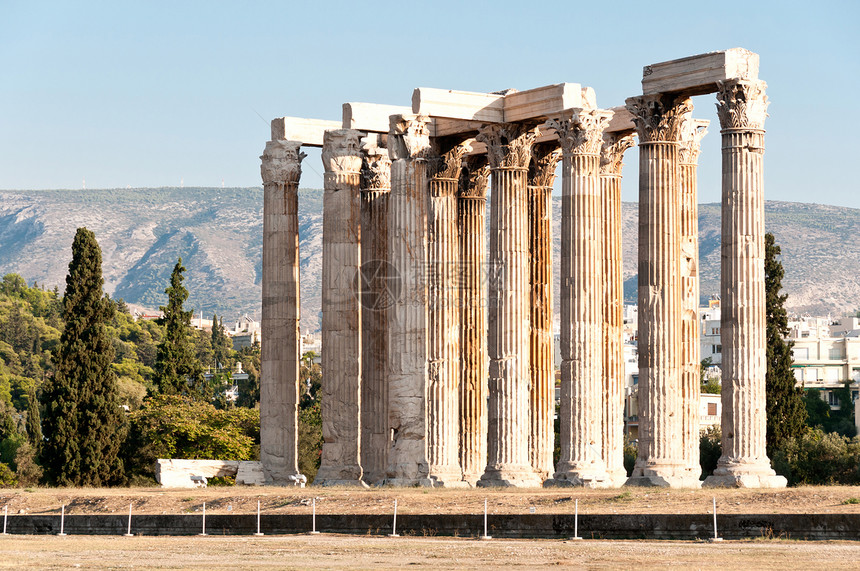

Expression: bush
xmin=0 ymin=462 xmax=16 ymax=486
xmin=623 ymin=439 xmax=637 ymax=477
xmin=298 ymin=401 xmax=322 ymax=483
xmin=699 ymin=426 xmax=722 ymax=480
xmin=772 ymin=428 xmax=860 ymax=486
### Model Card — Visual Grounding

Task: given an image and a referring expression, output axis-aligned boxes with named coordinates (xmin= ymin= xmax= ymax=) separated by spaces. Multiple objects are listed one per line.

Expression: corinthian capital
xmin=626 ymin=94 xmax=693 ymax=143
xmin=529 ymin=143 xmax=562 ymax=188
xmin=599 ymin=133 xmax=636 ymax=176
xmin=548 ymin=108 xmax=613 ymax=156
xmin=361 ymin=149 xmax=391 ymax=192
xmin=459 ymin=155 xmax=490 ymax=199
xmin=430 ymin=140 xmax=471 ymax=181
xmin=716 ymin=79 xmax=769 ymax=131
xmin=260 ymin=140 xmax=306 ymax=186
xmin=321 ymin=129 xmax=362 ymax=175
xmin=678 ymin=117 xmax=709 ymax=165
xmin=476 ymin=123 xmax=538 ymax=170
xmin=388 ymin=114 xmax=431 ymax=161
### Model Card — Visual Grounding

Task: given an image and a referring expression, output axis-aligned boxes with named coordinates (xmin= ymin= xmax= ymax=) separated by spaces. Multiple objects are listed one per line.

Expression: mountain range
xmin=0 ymin=187 xmax=856 ymax=333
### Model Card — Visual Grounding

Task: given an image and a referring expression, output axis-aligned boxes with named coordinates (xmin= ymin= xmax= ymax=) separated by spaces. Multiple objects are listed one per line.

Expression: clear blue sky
xmin=1 ymin=0 xmax=858 ymax=206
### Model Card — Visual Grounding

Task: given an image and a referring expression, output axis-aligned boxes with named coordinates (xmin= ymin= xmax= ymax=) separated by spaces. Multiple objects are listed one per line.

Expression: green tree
xmin=153 ymin=259 xmax=206 ymax=398
xmin=25 ymin=385 xmax=41 ymax=446
xmin=211 ymin=314 xmax=232 ymax=370
xmin=765 ymin=232 xmax=807 ymax=458
xmin=40 ymin=228 xmax=127 ymax=486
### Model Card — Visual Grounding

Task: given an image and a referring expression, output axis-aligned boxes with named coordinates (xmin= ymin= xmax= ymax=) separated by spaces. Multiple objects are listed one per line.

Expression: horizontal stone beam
xmin=271 ymin=117 xmax=342 ymax=147
xmin=503 ymin=83 xmax=584 ymax=122
xmin=343 ymin=102 xmax=411 ymax=132
xmin=642 ymin=48 xmax=759 ymax=96
xmin=605 ymin=106 xmax=635 ymax=134
xmin=412 ymin=87 xmax=506 ymax=123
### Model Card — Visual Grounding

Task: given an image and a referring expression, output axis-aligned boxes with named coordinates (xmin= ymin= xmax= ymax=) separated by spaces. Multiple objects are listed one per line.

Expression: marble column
xmin=678 ymin=117 xmax=708 ymax=480
xmin=259 ymin=139 xmax=305 ymax=484
xmin=426 ymin=141 xmax=469 ymax=486
xmin=315 ymin=129 xmax=366 ymax=486
xmin=459 ymin=156 xmax=490 ymax=485
xmin=359 ymin=136 xmax=392 ymax=486
xmin=704 ymin=79 xmax=786 ymax=488
xmin=527 ymin=142 xmax=561 ymax=481
xmin=599 ymin=132 xmax=635 ymax=486
xmin=625 ymin=94 xmax=700 ymax=488
xmin=477 ymin=123 xmax=542 ymax=487
xmin=546 ymin=109 xmax=612 ymax=487
xmin=385 ymin=115 xmax=433 ymax=486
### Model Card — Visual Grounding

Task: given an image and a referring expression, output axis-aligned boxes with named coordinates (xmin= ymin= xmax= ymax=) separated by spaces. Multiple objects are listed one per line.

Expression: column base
xmin=477 ymin=465 xmax=543 ymax=488
xmin=544 ymin=468 xmax=612 ymax=489
xmin=381 ymin=478 xmax=436 ymax=487
xmin=703 ymin=460 xmax=787 ymax=489
xmin=461 ymin=473 xmax=483 ymax=487
xmin=427 ymin=466 xmax=470 ymax=488
xmin=314 ymin=465 xmax=366 ymax=487
xmin=605 ymin=467 xmax=630 ymax=488
xmin=313 ymin=478 xmax=370 ymax=488
xmin=625 ymin=462 xmax=702 ymax=488
xmin=263 ymin=472 xmax=307 ymax=487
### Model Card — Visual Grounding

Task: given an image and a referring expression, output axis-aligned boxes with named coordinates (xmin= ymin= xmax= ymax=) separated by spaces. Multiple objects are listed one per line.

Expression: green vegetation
xmin=772 ymin=428 xmax=860 ymax=486
xmin=765 ymin=232 xmax=808 ymax=457
xmin=40 ymin=228 xmax=127 ymax=486
xmin=803 ymin=385 xmax=856 ymax=437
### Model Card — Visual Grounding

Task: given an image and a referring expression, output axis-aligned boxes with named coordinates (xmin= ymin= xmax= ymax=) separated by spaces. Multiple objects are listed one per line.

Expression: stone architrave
xmin=359 ymin=137 xmax=392 ymax=485
xmin=459 ymin=156 xmax=490 ymax=485
xmin=704 ymin=80 xmax=786 ymax=488
xmin=678 ymin=116 xmax=709 ymax=480
xmin=315 ymin=129 xmax=366 ymax=486
xmin=545 ymin=108 xmax=612 ymax=487
xmin=625 ymin=94 xmax=700 ymax=488
xmin=259 ymin=139 xmax=306 ymax=485
xmin=599 ymin=132 xmax=635 ymax=486
xmin=477 ymin=122 xmax=543 ymax=487
xmin=385 ymin=114 xmax=433 ymax=486
xmin=527 ymin=142 xmax=561 ymax=481
xmin=426 ymin=141 xmax=470 ymax=486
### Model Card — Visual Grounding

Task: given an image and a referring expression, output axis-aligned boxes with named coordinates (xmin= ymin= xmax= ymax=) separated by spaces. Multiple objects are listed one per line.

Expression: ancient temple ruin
xmin=258 ymin=48 xmax=786 ymax=489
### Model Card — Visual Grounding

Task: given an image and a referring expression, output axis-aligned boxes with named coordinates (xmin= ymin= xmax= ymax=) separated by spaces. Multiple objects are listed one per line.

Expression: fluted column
xmin=527 ymin=143 xmax=561 ymax=481
xmin=546 ymin=108 xmax=612 ymax=487
xmin=678 ymin=117 xmax=708 ymax=480
xmin=599 ymin=133 xmax=635 ymax=486
xmin=426 ymin=142 xmax=469 ymax=486
xmin=626 ymin=94 xmax=700 ymax=488
xmin=459 ymin=157 xmax=489 ymax=485
xmin=477 ymin=123 xmax=542 ymax=487
xmin=359 ymin=137 xmax=392 ymax=485
xmin=259 ymin=139 xmax=305 ymax=484
xmin=385 ymin=115 xmax=432 ymax=486
xmin=316 ymin=129 xmax=365 ymax=486
xmin=704 ymin=79 xmax=785 ymax=488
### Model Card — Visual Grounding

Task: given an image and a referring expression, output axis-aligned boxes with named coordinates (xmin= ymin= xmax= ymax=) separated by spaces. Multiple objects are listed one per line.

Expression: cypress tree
xmin=211 ymin=313 xmax=232 ymax=370
xmin=26 ymin=385 xmax=42 ymax=446
xmin=40 ymin=228 xmax=127 ymax=485
xmin=765 ymin=232 xmax=807 ymax=458
xmin=154 ymin=259 xmax=207 ymax=398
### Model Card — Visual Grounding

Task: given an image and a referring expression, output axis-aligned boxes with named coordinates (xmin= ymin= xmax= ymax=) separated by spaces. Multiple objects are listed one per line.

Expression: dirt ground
xmin=1 ymin=534 xmax=860 ymax=570
xmin=3 ymin=485 xmax=860 ymax=516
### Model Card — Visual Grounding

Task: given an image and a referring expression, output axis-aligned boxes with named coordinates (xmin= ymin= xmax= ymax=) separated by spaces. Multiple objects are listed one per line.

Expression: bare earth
xmin=4 ymin=485 xmax=860 ymax=516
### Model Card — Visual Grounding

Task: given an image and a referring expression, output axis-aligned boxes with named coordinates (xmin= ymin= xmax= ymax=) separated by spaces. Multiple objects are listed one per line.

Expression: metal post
xmin=254 ymin=500 xmax=264 ymax=536
xmin=711 ymin=497 xmax=723 ymax=541
xmin=480 ymin=498 xmax=492 ymax=540
xmin=58 ymin=505 xmax=66 ymax=536
xmin=309 ymin=497 xmax=320 ymax=534
xmin=388 ymin=499 xmax=399 ymax=537
xmin=124 ymin=502 xmax=133 ymax=537
xmin=3 ymin=505 xmax=7 ymax=535
xmin=199 ymin=502 xmax=207 ymax=536
xmin=571 ymin=498 xmax=582 ymax=540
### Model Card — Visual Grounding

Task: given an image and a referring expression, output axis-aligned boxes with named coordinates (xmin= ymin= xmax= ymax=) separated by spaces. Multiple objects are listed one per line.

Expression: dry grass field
xmin=3 ymin=485 xmax=860 ymax=516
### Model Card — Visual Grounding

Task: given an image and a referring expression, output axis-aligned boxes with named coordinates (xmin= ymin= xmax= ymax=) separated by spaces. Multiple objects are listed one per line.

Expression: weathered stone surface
xmin=546 ymin=109 xmax=612 ymax=488
xmin=270 ymin=117 xmax=341 ymax=147
xmin=385 ymin=115 xmax=433 ymax=486
xmin=412 ymin=88 xmax=505 ymax=122
xmin=459 ymin=156 xmax=489 ymax=485
xmin=315 ymin=129 xmax=366 ymax=487
xmin=478 ymin=123 xmax=542 ymax=487
xmin=259 ymin=139 xmax=305 ymax=485
xmin=626 ymin=94 xmax=700 ymax=488
xmin=527 ymin=142 xmax=561 ymax=481
xmin=704 ymin=80 xmax=785 ymax=489
xmin=155 ymin=460 xmax=268 ymax=488
xmin=642 ymin=48 xmax=759 ymax=96
xmin=600 ymin=132 xmax=635 ymax=486
xmin=342 ymin=103 xmax=412 ymax=133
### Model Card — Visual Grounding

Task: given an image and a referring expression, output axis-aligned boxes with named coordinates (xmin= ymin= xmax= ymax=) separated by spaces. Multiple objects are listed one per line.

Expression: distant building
xmin=789 ymin=314 xmax=860 ymax=407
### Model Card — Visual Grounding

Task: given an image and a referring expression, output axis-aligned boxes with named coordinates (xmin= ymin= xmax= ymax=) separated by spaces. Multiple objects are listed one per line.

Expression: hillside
xmin=0 ymin=187 xmax=856 ymax=333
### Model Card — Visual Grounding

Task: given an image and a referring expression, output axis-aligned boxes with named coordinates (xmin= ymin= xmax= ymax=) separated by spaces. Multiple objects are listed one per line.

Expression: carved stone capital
xmin=548 ymin=109 xmax=612 ymax=156
xmin=599 ymin=133 xmax=636 ymax=176
xmin=626 ymin=94 xmax=693 ymax=143
xmin=388 ymin=114 xmax=432 ymax=161
xmin=529 ymin=143 xmax=562 ymax=188
xmin=430 ymin=141 xmax=471 ymax=181
xmin=716 ymin=79 xmax=769 ymax=131
xmin=678 ymin=117 xmax=709 ymax=165
xmin=460 ymin=155 xmax=490 ymax=199
xmin=321 ymin=129 xmax=362 ymax=175
xmin=476 ymin=123 xmax=538 ymax=170
xmin=260 ymin=140 xmax=306 ymax=186
xmin=361 ymin=149 xmax=391 ymax=192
